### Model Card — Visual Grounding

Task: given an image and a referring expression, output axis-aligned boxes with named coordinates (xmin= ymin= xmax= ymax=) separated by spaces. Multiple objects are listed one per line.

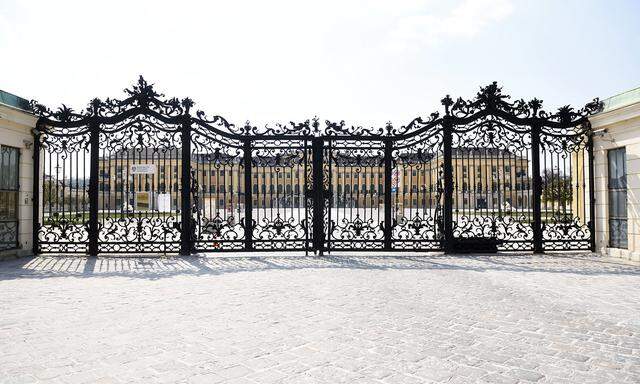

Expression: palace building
xmin=96 ymin=147 xmax=532 ymax=214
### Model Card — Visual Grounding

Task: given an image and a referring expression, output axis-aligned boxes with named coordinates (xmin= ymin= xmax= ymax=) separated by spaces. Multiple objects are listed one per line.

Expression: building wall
xmin=97 ymin=155 xmax=533 ymax=212
xmin=591 ymin=97 xmax=640 ymax=262
xmin=570 ymin=151 xmax=587 ymax=221
xmin=397 ymin=155 xmax=531 ymax=211
xmin=0 ymin=103 xmax=38 ymax=259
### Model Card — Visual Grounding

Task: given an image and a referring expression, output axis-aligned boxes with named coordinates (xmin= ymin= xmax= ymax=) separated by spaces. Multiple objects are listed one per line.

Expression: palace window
xmin=0 ymin=146 xmax=19 ymax=251
xmin=608 ymin=147 xmax=627 ymax=248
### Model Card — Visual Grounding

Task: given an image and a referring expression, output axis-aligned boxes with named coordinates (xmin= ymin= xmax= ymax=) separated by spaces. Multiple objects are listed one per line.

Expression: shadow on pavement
xmin=1 ymin=252 xmax=639 ymax=281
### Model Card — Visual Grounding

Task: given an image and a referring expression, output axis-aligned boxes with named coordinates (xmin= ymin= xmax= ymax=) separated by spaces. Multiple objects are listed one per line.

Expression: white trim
xmin=590 ymin=102 xmax=640 ymax=129
xmin=0 ymin=104 xmax=37 ymax=128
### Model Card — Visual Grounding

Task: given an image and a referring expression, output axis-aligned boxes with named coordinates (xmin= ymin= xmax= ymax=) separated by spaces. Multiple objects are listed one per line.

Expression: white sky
xmin=1 ymin=0 xmax=639 ymax=128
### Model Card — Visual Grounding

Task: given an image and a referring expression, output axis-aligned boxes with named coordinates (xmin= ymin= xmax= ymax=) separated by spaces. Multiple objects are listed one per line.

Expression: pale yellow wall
xmin=570 ymin=151 xmax=586 ymax=219
xmin=96 ymin=152 xmax=532 ymax=211
xmin=397 ymin=156 xmax=531 ymax=210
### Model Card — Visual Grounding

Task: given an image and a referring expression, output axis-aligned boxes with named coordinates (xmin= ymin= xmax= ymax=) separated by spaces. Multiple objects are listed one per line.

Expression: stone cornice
xmin=589 ymin=101 xmax=640 ymax=129
xmin=0 ymin=103 xmax=38 ymax=129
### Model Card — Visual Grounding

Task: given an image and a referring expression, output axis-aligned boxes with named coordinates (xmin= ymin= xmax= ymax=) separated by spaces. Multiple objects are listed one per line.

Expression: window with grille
xmin=0 ymin=145 xmax=19 ymax=250
xmin=608 ymin=148 xmax=627 ymax=248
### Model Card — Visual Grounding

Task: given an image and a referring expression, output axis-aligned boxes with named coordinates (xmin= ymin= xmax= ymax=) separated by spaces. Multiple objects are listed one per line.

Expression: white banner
xmin=131 ymin=164 xmax=156 ymax=174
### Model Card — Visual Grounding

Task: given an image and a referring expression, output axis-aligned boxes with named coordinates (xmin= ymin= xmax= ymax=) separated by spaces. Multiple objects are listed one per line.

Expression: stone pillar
xmin=590 ymin=88 xmax=640 ymax=262
xmin=0 ymin=101 xmax=38 ymax=260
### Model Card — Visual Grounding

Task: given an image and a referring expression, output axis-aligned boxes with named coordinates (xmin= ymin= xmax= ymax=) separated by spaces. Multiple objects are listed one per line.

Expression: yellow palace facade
xmin=96 ymin=148 xmax=533 ymax=212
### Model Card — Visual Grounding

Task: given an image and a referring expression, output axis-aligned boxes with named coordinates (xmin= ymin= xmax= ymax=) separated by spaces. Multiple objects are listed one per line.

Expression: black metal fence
xmin=31 ymin=78 xmax=601 ymax=255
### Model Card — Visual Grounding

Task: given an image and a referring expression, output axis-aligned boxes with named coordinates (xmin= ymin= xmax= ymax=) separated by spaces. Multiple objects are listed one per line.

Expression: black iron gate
xmin=31 ymin=78 xmax=601 ymax=255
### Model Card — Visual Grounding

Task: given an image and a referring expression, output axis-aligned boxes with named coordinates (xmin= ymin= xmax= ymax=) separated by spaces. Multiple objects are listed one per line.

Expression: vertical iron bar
xmin=88 ymin=120 xmax=100 ymax=256
xmin=179 ymin=111 xmax=192 ymax=256
xmin=32 ymin=122 xmax=41 ymax=255
xmin=304 ymin=140 xmax=309 ymax=254
xmin=243 ymin=139 xmax=253 ymax=250
xmin=384 ymin=139 xmax=392 ymax=250
xmin=327 ymin=141 xmax=332 ymax=253
xmin=442 ymin=116 xmax=454 ymax=253
xmin=312 ymin=137 xmax=324 ymax=254
xmin=587 ymin=128 xmax=596 ymax=252
xmin=531 ymin=123 xmax=543 ymax=253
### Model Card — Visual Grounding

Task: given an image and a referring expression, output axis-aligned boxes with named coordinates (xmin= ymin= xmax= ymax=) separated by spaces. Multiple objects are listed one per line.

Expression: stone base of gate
xmin=0 ymin=248 xmax=33 ymax=262
xmin=449 ymin=237 xmax=503 ymax=253
xmin=599 ymin=247 xmax=640 ymax=263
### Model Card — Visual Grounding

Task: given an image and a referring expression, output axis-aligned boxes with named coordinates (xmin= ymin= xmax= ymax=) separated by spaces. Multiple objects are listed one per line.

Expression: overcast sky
xmin=1 ymin=0 xmax=638 ymax=127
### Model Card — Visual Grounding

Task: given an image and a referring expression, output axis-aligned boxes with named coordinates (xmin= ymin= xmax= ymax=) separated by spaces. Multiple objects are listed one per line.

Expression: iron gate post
xmin=243 ymin=139 xmax=253 ymax=250
xmin=179 ymin=109 xmax=193 ymax=256
xmin=384 ymin=139 xmax=393 ymax=250
xmin=312 ymin=137 xmax=325 ymax=254
xmin=587 ymin=128 xmax=596 ymax=252
xmin=442 ymin=114 xmax=454 ymax=253
xmin=32 ymin=122 xmax=41 ymax=256
xmin=531 ymin=124 xmax=544 ymax=253
xmin=88 ymin=120 xmax=100 ymax=256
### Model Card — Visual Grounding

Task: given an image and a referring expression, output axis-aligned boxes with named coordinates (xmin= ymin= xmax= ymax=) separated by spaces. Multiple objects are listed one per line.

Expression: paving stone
xmin=480 ymin=372 xmax=519 ymax=384
xmin=382 ymin=373 xmax=426 ymax=384
xmin=0 ymin=254 xmax=639 ymax=383
xmin=508 ymin=368 xmax=544 ymax=382
xmin=246 ymin=368 xmax=288 ymax=384
xmin=218 ymin=365 xmax=253 ymax=379
xmin=187 ymin=374 xmax=224 ymax=384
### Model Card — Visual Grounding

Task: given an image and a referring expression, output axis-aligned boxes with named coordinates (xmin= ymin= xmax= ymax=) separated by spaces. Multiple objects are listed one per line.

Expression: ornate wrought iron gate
xmin=31 ymin=78 xmax=600 ymax=255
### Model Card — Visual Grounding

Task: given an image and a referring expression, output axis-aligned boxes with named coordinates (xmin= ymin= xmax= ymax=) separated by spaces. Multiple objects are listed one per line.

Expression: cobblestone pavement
xmin=1 ymin=253 xmax=639 ymax=384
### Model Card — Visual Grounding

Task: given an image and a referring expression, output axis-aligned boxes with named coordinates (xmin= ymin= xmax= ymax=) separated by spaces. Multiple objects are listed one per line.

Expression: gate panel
xmin=540 ymin=126 xmax=592 ymax=250
xmin=37 ymin=127 xmax=91 ymax=254
xmin=251 ymin=138 xmax=312 ymax=251
xmin=324 ymin=138 xmax=385 ymax=251
xmin=392 ymin=124 xmax=444 ymax=250
xmin=190 ymin=126 xmax=246 ymax=251
xmin=97 ymin=118 xmax=182 ymax=254
xmin=451 ymin=117 xmax=534 ymax=250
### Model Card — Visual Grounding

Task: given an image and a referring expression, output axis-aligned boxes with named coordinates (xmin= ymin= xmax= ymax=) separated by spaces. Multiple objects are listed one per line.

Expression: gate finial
xmin=441 ymin=95 xmax=453 ymax=115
